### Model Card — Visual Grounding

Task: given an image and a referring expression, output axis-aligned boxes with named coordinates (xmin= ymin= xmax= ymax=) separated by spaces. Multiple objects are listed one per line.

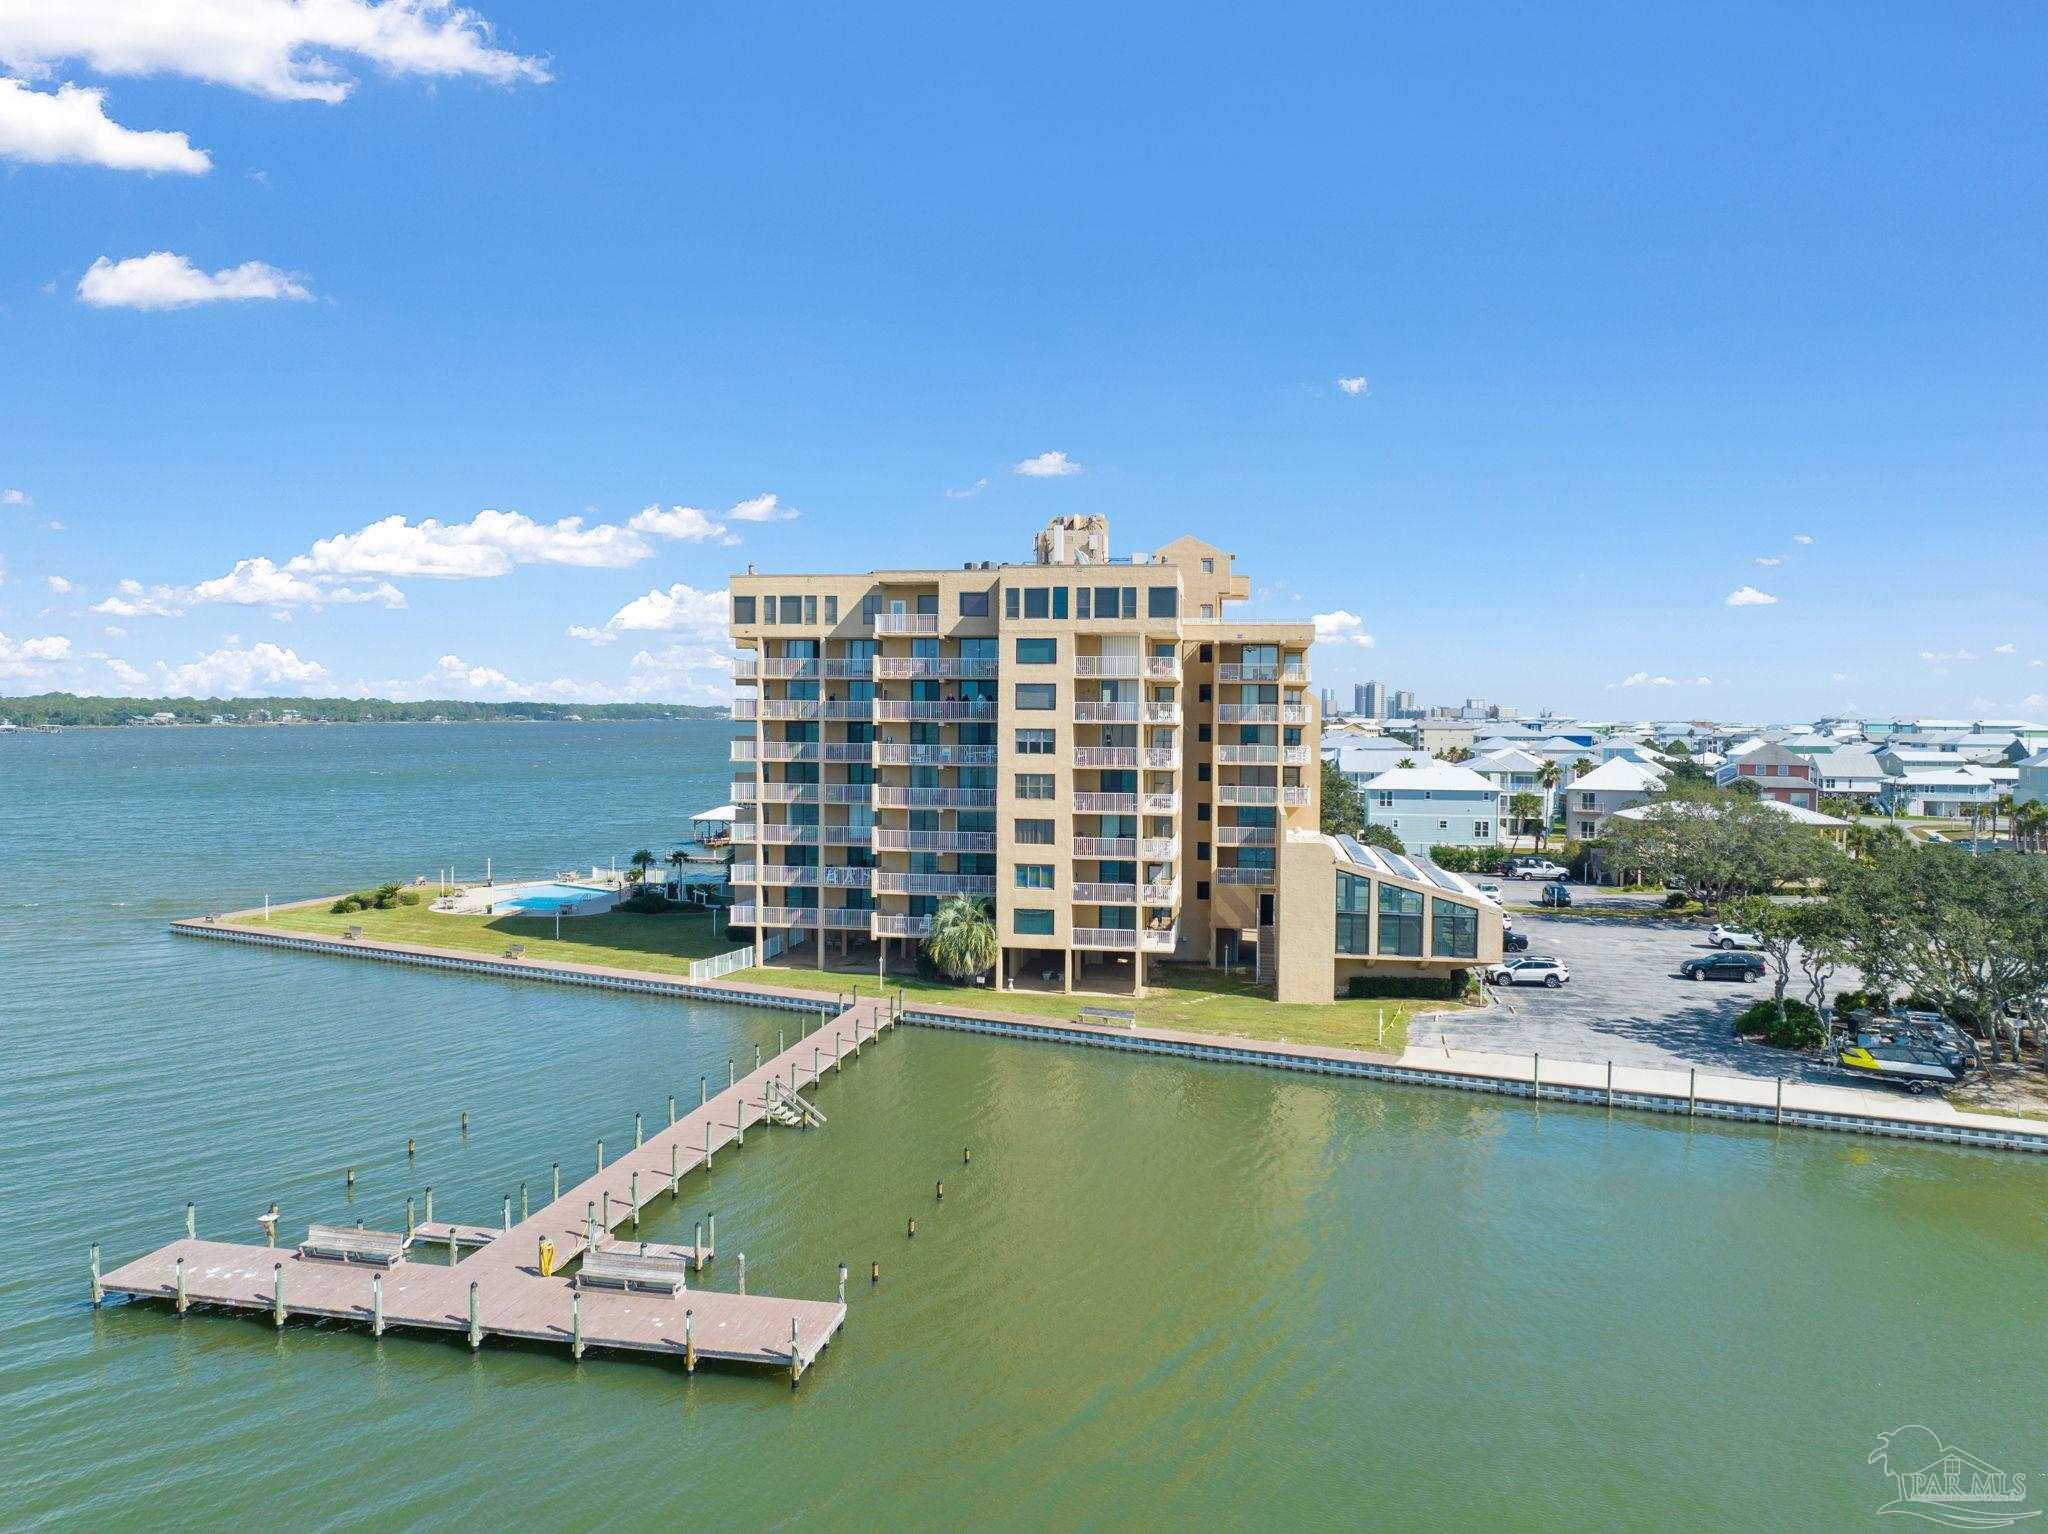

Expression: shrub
xmin=1664 ymin=891 xmax=1692 ymax=910
xmin=1830 ymin=988 xmax=1889 ymax=1017
xmin=618 ymin=889 xmax=673 ymax=914
xmin=330 ymin=894 xmax=366 ymax=914
xmin=1346 ymin=973 xmax=1467 ymax=1002
xmin=1428 ymin=845 xmax=1516 ymax=875
xmin=1734 ymin=998 xmax=1826 ymax=1049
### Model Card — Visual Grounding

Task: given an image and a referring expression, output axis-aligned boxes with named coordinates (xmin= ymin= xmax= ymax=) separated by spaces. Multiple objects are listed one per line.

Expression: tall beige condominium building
xmin=726 ymin=515 xmax=1319 ymax=995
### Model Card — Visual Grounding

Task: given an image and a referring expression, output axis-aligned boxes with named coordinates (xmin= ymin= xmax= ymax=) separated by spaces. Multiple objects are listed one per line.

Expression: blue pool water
xmin=493 ymin=880 xmax=613 ymax=911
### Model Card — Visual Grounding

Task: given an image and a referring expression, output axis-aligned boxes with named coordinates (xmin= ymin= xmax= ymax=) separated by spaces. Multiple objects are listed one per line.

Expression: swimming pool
xmin=490 ymin=881 xmax=617 ymax=913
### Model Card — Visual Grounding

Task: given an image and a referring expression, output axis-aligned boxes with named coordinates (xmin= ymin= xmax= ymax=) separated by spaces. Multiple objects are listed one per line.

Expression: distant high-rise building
xmin=1320 ymin=687 xmax=1337 ymax=718
xmin=1361 ymin=680 xmax=1387 ymax=718
xmin=1393 ymin=689 xmax=1417 ymax=717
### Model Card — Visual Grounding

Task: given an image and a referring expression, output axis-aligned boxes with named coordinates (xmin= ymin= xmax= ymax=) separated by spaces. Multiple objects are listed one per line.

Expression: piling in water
xmin=90 ymin=1243 xmax=102 ymax=1306
xmin=272 ymin=1262 xmax=285 ymax=1328
xmin=372 ymin=1271 xmax=384 ymax=1336
xmin=468 ymin=1282 xmax=481 ymax=1349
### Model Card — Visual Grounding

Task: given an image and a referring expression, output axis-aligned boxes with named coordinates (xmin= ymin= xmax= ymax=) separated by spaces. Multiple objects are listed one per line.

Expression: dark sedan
xmin=1680 ymin=952 xmax=1765 ymax=982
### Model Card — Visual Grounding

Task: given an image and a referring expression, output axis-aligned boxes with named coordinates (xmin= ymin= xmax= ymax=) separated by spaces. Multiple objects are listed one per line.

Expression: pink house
xmin=1715 ymin=740 xmax=1819 ymax=810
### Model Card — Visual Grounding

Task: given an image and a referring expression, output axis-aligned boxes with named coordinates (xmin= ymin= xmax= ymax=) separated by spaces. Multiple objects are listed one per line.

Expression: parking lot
xmin=1417 ymin=878 xmax=1865 ymax=1084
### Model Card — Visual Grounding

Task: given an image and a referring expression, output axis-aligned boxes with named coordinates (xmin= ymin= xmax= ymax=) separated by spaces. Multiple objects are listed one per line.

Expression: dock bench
xmin=1077 ymin=1006 xmax=1138 ymax=1029
xmin=577 ymin=1246 xmax=689 ymax=1294
xmin=298 ymin=1224 xmax=405 ymax=1266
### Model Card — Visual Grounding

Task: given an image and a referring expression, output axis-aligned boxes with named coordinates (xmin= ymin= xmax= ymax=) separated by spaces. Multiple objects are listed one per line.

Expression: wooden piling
xmin=1776 ymin=1076 xmax=1785 ymax=1125
xmin=468 ymin=1282 xmax=481 ymax=1349
xmin=1532 ymin=1053 xmax=1540 ymax=1099
xmin=790 ymin=1317 xmax=801 ymax=1387
xmin=709 ymin=1213 xmax=716 ymax=1251
xmin=603 ymin=1190 xmax=611 ymax=1232
xmin=596 ymin=1139 xmax=604 ymax=1173
xmin=261 ymin=1202 xmax=279 ymax=1246
xmin=571 ymin=1289 xmax=583 ymax=1359
xmin=447 ymin=1226 xmax=456 ymax=1264
xmin=175 ymin=1255 xmax=186 ymax=1313
xmin=460 ymin=1110 xmax=468 ymax=1136
xmin=372 ymin=1270 xmax=384 ymax=1336
xmin=837 ymin=1263 xmax=847 ymax=1305
xmin=1688 ymin=1068 xmax=1698 ymax=1116
xmin=520 ymin=1181 xmax=529 ymax=1222
xmin=1606 ymin=1060 xmax=1614 ymax=1109
xmin=907 ymin=1216 xmax=917 ymax=1239
xmin=964 ymin=1148 xmax=971 ymax=1166
xmin=551 ymin=1163 xmax=560 ymax=1202
xmin=704 ymin=1120 xmax=712 ymax=1167
xmin=425 ymin=1186 xmax=434 ymax=1224
xmin=272 ymin=1262 xmax=285 ymax=1328
xmin=670 ymin=1144 xmax=679 ymax=1194
xmin=502 ymin=1195 xmax=512 ymax=1232
xmin=185 ymin=1201 xmax=195 ymax=1239
xmin=90 ymin=1243 xmax=102 ymax=1306
xmin=346 ymin=1166 xmax=355 ymax=1191
xmin=630 ymin=1175 xmax=640 ymax=1231
xmin=684 ymin=1308 xmax=696 ymax=1373
xmin=700 ymin=1075 xmax=707 ymax=1106
xmin=694 ymin=1220 xmax=704 ymax=1270
xmin=870 ymin=1260 xmax=879 ymax=1285
xmin=936 ymin=1179 xmax=944 ymax=1202
xmin=406 ymin=1196 xmax=416 ymax=1241
xmin=406 ymin=1136 xmax=415 ymax=1161
xmin=667 ymin=1095 xmax=676 ymax=1126
xmin=737 ymin=1252 xmax=746 ymax=1295
xmin=634 ymin=1112 xmax=643 ymax=1149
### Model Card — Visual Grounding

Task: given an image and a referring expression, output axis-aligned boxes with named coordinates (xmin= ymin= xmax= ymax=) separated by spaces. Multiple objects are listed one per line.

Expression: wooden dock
xmin=96 ymin=998 xmax=897 ymax=1381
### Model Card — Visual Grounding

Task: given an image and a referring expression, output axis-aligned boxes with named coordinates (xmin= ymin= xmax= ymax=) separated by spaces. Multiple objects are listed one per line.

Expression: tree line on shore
xmin=2 ymin=692 xmax=726 ymax=727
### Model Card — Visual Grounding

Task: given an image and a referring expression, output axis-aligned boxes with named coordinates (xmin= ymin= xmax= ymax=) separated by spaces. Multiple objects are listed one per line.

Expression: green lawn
xmin=231 ymin=896 xmax=734 ymax=973
xmin=725 ymin=963 xmax=1447 ymax=1054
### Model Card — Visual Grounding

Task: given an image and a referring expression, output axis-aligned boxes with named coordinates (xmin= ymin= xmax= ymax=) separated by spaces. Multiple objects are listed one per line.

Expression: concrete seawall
xmin=174 ymin=917 xmax=2048 ymax=1157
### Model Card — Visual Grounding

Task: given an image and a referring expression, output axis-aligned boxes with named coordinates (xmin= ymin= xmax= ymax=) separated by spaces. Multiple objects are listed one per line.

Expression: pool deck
xmin=96 ymin=997 xmax=895 ymax=1378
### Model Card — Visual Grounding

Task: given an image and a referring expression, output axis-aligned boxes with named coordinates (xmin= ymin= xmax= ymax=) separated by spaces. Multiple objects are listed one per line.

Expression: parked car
xmin=1503 ymin=929 xmax=1530 ymax=953
xmin=1708 ymin=924 xmax=1761 ymax=950
xmin=1537 ymin=882 xmax=1572 ymax=907
xmin=1487 ymin=955 xmax=1569 ymax=987
xmin=1680 ymin=952 xmax=1764 ymax=982
xmin=1512 ymin=860 xmax=1569 ymax=881
xmin=1475 ymin=881 xmax=1503 ymax=902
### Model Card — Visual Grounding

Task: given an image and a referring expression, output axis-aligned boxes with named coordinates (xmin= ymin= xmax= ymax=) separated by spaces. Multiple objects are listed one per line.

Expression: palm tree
xmin=1509 ymin=790 xmax=1541 ymax=840
xmin=924 ymin=895 xmax=998 ymax=981
xmin=665 ymin=848 xmax=688 ymax=895
xmin=1995 ymin=793 xmax=2015 ymax=846
xmin=1396 ymin=756 xmax=1418 ymax=769
xmin=1536 ymin=761 xmax=1561 ymax=849
xmin=628 ymin=847 xmax=656 ymax=886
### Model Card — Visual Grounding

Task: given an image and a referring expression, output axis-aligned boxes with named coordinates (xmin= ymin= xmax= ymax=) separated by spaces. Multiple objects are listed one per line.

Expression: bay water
xmin=3 ymin=721 xmax=2043 ymax=1528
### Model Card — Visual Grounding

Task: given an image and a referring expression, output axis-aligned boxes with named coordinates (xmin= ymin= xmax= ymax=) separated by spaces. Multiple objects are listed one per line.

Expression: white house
xmin=1469 ymin=747 xmax=1552 ymax=834
xmin=1565 ymin=758 xmax=1667 ymax=839
xmin=2018 ymin=748 xmax=2048 ymax=809
xmin=1361 ymin=762 xmax=1503 ymax=851
xmin=1880 ymin=765 xmax=2003 ymax=818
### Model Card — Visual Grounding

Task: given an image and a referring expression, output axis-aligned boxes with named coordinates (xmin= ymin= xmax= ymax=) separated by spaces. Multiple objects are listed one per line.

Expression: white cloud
xmin=96 ymin=653 xmax=148 ymax=690
xmin=1014 ymin=450 xmax=1082 ymax=478
xmin=623 ymin=642 xmax=734 ymax=704
xmin=725 ymin=493 xmax=797 ymax=523
xmin=1919 ymin=648 xmax=1978 ymax=663
xmin=44 ymin=574 xmax=72 ymax=593
xmin=598 ymin=581 xmax=729 ymax=638
xmin=102 ymin=625 xmax=127 ymax=637
xmin=626 ymin=503 xmax=739 ymax=547
xmin=944 ymin=478 xmax=988 ymax=500
xmin=1335 ymin=376 xmax=1369 ymax=396
xmin=1993 ymin=643 xmax=2016 ymax=655
xmin=0 ymin=1 xmax=549 ymax=104
xmin=77 ymin=251 xmax=310 ymax=310
xmin=0 ymin=630 xmax=72 ymax=678
xmin=296 ymin=507 xmax=650 ymax=580
xmin=43 ymin=518 xmax=64 ymax=531
xmin=1792 ymin=533 xmax=1814 ymax=545
xmin=91 ymin=578 xmax=185 ymax=617
xmin=2025 ymin=693 xmax=2048 ymax=710
xmin=565 ymin=624 xmax=616 ymax=646
xmin=1690 ymin=676 xmax=1713 ymax=686
xmin=2032 ymin=659 xmax=2045 ymax=669
xmin=187 ymin=556 xmax=404 ymax=608
xmin=1831 ymin=672 xmax=1849 ymax=682
xmin=1724 ymin=586 xmax=1779 ymax=607
xmin=1754 ymin=556 xmax=1783 ymax=567
xmin=1311 ymin=609 xmax=1375 ymax=648
xmin=1616 ymin=672 xmax=1677 ymax=688
xmin=154 ymin=641 xmax=327 ymax=695
xmin=0 ymin=77 xmax=210 ymax=172
xmin=2 ymin=488 xmax=29 ymax=505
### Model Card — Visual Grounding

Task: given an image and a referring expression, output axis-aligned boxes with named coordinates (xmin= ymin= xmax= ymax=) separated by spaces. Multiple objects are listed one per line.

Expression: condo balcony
xmin=1145 ymin=656 xmax=1179 ymax=680
xmin=1143 ymin=703 xmax=1181 ymax=725
xmin=874 ymin=612 xmax=940 ymax=636
xmin=1141 ymin=791 xmax=1180 ymax=814
xmin=1074 ymin=701 xmax=1138 ymax=723
xmin=1213 ymin=744 xmax=1314 ymax=767
xmin=823 ymin=866 xmax=873 ymax=887
xmin=730 ymin=740 xmax=759 ymax=762
xmin=872 ymin=913 xmax=935 ymax=936
xmin=872 ymin=786 xmax=996 ymax=809
xmin=1074 ymin=746 xmax=1138 ymax=768
xmin=1143 ymin=925 xmax=1179 ymax=952
xmin=874 ymin=657 xmax=998 ymax=680
xmin=873 ymin=700 xmax=993 ymax=722
xmin=872 ymin=872 xmax=996 ymax=896
xmin=1073 ymin=924 xmax=1177 ymax=952
xmin=821 ymin=783 xmax=872 ymax=804
xmin=752 ymin=824 xmax=821 ymax=846
xmin=1072 ymin=881 xmax=1138 ymax=904
xmin=752 ymin=741 xmax=823 ymax=762
xmin=873 ymin=743 xmax=997 ymax=767
xmin=1140 ymin=836 xmax=1179 ymax=860
xmin=1074 ymin=656 xmax=1141 ymax=678
xmin=734 ymin=905 xmax=874 ymax=930
xmin=1212 ymin=825 xmax=1276 ymax=847
xmin=1074 ymin=791 xmax=1139 ymax=814
xmin=731 ymin=863 xmax=819 ymax=886
xmin=750 ymin=781 xmax=821 ymax=804
xmin=822 ymin=659 xmax=875 ymax=679
xmin=1214 ymin=784 xmax=1309 ymax=808
xmin=1215 ymin=704 xmax=1311 ymax=725
xmin=1214 ymin=866 xmax=1274 ymax=885
xmin=1142 ymin=880 xmax=1178 ymax=904
xmin=823 ymin=743 xmax=872 ymax=762
xmin=1143 ymin=746 xmax=1178 ymax=769
xmin=734 ymin=656 xmax=819 ymax=681
xmin=870 ymin=828 xmax=996 ymax=853
xmin=731 ymin=699 xmax=758 ymax=721
xmin=1073 ymin=836 xmax=1135 ymax=858
xmin=1216 ymin=662 xmax=1308 ymax=684
xmin=820 ymin=825 xmax=873 ymax=846
xmin=731 ymin=780 xmax=760 ymax=803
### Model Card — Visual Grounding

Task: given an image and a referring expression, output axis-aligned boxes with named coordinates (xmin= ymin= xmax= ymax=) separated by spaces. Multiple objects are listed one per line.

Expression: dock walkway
xmin=97 ymin=999 xmax=896 ymax=1378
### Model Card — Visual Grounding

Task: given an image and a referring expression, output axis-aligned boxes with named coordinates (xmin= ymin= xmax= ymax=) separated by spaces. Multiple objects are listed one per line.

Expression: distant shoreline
xmin=0 ymin=693 xmax=729 ymax=730
xmin=0 ymin=714 xmax=729 ymax=731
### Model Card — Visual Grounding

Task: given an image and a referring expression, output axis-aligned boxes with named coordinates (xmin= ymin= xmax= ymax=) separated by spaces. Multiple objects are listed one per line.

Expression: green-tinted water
xmin=4 ymin=723 xmax=2044 ymax=1528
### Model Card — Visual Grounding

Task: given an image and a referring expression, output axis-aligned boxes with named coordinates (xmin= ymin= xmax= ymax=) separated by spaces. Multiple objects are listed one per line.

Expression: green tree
xmin=628 ymin=848 xmax=656 ymax=886
xmin=1727 ymin=896 xmax=1802 ymax=1031
xmin=1508 ymin=791 xmax=1542 ymax=839
xmin=1357 ymin=823 xmax=1405 ymax=854
xmin=1320 ymin=758 xmax=1364 ymax=836
xmin=1597 ymin=786 xmax=1839 ymax=906
xmin=924 ymin=895 xmax=998 ymax=981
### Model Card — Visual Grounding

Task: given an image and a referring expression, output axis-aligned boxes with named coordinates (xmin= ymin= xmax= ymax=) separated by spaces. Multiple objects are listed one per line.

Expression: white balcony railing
xmin=870 ymin=828 xmax=996 ymax=853
xmin=824 ymin=866 xmax=873 ymax=888
xmin=822 ymin=659 xmax=874 ymax=679
xmin=823 ymin=743 xmax=870 ymax=761
xmin=1072 ymin=926 xmax=1138 ymax=950
xmin=753 ymin=825 xmax=820 ymax=845
xmin=1217 ymin=784 xmax=1282 ymax=806
xmin=1212 ymin=825 xmax=1275 ymax=847
xmin=730 ymin=780 xmax=760 ymax=803
xmin=1143 ymin=704 xmax=1180 ymax=724
xmin=1139 ymin=837 xmax=1179 ymax=860
xmin=1215 ymin=745 xmax=1277 ymax=766
xmin=1072 ymin=882 xmax=1138 ymax=903
xmin=732 ymin=864 xmax=818 ymax=886
xmin=821 ymin=825 xmax=873 ymax=846
xmin=1142 ymin=792 xmax=1180 ymax=815
xmin=874 ymin=657 xmax=998 ymax=680
xmin=1214 ymin=866 xmax=1273 ymax=885
xmin=730 ymin=740 xmax=758 ymax=762
xmin=821 ymin=783 xmax=871 ymax=804
xmin=1142 ymin=881 xmax=1178 ymax=904
xmin=1074 ymin=702 xmax=1138 ymax=723
xmin=872 ymin=786 xmax=995 ymax=809
xmin=731 ymin=699 xmax=759 ymax=721
xmin=821 ymin=700 xmax=874 ymax=719
xmin=1143 ymin=925 xmax=1179 ymax=952
xmin=738 ymin=657 xmax=819 ymax=680
xmin=874 ymin=612 xmax=939 ymax=635
xmin=873 ymin=872 xmax=995 ymax=896
xmin=873 ymin=700 xmax=993 ymax=722
xmin=1074 ymin=792 xmax=1139 ymax=814
xmin=1074 ymin=836 xmax=1135 ymax=858
xmin=1143 ymin=747 xmax=1178 ymax=769
xmin=1075 ymin=656 xmax=1140 ymax=678
xmin=758 ymin=700 xmax=819 ymax=720
xmin=874 ymin=744 xmax=997 ymax=767
xmin=756 ymin=741 xmax=821 ymax=762
xmin=872 ymin=913 xmax=934 ymax=937
xmin=1075 ymin=747 xmax=1138 ymax=768
xmin=1145 ymin=657 xmax=1179 ymax=680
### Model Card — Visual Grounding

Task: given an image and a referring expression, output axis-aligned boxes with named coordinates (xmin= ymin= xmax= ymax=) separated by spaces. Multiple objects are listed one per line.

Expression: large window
xmin=1013 ymin=908 xmax=1055 ymax=936
xmin=1432 ymin=900 xmax=1479 ymax=960
xmin=1016 ymin=637 xmax=1057 ymax=665
xmin=732 ymin=596 xmax=757 ymax=625
xmin=1005 ymin=587 xmax=1020 ymax=620
xmin=1336 ymin=870 xmax=1372 ymax=954
xmin=1016 ymin=683 xmax=1056 ymax=710
xmin=1014 ymin=864 xmax=1053 ymax=889
xmin=1016 ymin=729 xmax=1055 ymax=755
xmin=1015 ymin=818 xmax=1054 ymax=845
xmin=959 ymin=589 xmax=990 ymax=617
xmin=1024 ymin=587 xmax=1050 ymax=620
xmin=1147 ymin=586 xmax=1178 ymax=618
xmin=779 ymin=595 xmax=802 ymax=624
xmin=1015 ymin=772 xmax=1055 ymax=800
xmin=1378 ymin=885 xmax=1424 ymax=956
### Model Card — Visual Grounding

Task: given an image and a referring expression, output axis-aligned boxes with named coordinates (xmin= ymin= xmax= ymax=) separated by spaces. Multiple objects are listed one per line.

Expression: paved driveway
xmin=1416 ymin=882 xmax=1863 ymax=1083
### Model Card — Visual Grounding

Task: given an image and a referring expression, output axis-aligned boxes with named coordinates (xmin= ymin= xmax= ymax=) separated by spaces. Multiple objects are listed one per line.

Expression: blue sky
xmin=3 ymin=3 xmax=2046 ymax=719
